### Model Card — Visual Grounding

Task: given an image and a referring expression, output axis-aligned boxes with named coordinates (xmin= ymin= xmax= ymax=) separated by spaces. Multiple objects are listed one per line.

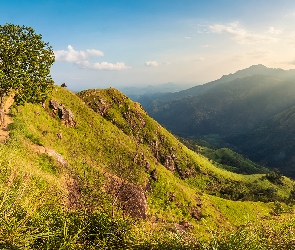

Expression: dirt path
xmin=0 ymin=95 xmax=14 ymax=142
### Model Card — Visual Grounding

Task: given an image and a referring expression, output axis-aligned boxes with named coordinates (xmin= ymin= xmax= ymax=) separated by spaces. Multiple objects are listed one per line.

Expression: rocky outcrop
xmin=190 ymin=206 xmax=202 ymax=220
xmin=164 ymin=155 xmax=175 ymax=171
xmin=172 ymin=221 xmax=194 ymax=233
xmin=49 ymin=100 xmax=76 ymax=127
xmin=150 ymin=169 xmax=158 ymax=181
xmin=106 ymin=176 xmax=148 ymax=219
xmin=32 ymin=145 xmax=68 ymax=168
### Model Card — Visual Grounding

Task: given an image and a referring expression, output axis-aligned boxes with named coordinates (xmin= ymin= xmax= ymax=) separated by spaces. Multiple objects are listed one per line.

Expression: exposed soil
xmin=0 ymin=95 xmax=14 ymax=142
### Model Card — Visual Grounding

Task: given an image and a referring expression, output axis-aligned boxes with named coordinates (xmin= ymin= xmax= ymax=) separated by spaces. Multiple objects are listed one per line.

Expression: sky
xmin=2 ymin=0 xmax=295 ymax=91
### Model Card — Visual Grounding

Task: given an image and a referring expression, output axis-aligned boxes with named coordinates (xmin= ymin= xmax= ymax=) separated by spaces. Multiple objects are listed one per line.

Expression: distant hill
xmin=119 ymin=82 xmax=195 ymax=99
xmin=227 ymin=106 xmax=295 ymax=177
xmin=148 ymin=74 xmax=295 ymax=138
xmin=142 ymin=65 xmax=295 ymax=177
xmin=141 ymin=64 xmax=295 ymax=104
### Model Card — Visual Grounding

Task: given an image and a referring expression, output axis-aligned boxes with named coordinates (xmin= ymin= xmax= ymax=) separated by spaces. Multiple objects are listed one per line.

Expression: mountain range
xmin=139 ymin=65 xmax=295 ymax=177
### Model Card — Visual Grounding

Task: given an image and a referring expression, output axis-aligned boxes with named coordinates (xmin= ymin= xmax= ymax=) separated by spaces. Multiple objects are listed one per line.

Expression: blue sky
xmin=2 ymin=0 xmax=295 ymax=91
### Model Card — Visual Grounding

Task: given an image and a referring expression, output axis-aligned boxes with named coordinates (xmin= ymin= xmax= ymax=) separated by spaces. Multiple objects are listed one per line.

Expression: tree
xmin=0 ymin=24 xmax=55 ymax=109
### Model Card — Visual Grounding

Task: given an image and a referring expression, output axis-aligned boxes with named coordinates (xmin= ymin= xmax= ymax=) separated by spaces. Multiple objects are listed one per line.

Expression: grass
xmin=0 ymin=85 xmax=294 ymax=248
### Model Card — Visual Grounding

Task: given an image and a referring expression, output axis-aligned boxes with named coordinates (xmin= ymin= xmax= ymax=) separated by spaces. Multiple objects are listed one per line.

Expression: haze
xmin=2 ymin=0 xmax=295 ymax=91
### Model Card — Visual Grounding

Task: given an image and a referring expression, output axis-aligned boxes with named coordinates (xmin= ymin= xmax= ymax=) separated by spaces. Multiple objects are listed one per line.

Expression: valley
xmin=136 ymin=65 xmax=295 ymax=178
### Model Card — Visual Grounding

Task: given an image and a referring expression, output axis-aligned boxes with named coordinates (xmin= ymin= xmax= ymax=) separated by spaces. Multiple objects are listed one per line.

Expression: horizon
xmin=2 ymin=1 xmax=295 ymax=91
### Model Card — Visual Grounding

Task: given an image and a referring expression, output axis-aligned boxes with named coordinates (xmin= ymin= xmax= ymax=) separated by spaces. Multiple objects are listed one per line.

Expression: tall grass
xmin=200 ymin=215 xmax=295 ymax=250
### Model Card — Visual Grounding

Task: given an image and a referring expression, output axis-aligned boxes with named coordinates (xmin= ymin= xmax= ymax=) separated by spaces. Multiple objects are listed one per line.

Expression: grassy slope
xmin=76 ymin=89 xmax=294 ymax=220
xmin=0 ymin=86 xmax=294 ymax=248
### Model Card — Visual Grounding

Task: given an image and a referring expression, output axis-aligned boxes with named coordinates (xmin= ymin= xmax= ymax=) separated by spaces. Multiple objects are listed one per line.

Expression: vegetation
xmin=0 ymin=23 xmax=54 ymax=106
xmin=140 ymin=67 xmax=295 ymax=178
xmin=0 ymin=85 xmax=295 ymax=248
xmin=179 ymin=138 xmax=268 ymax=174
xmin=228 ymin=106 xmax=295 ymax=177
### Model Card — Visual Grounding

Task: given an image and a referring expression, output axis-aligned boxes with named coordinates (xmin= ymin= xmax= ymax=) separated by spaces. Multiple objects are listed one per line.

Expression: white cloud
xmin=75 ymin=61 xmax=130 ymax=70
xmin=54 ymin=45 xmax=130 ymax=71
xmin=208 ymin=22 xmax=277 ymax=44
xmin=145 ymin=61 xmax=171 ymax=67
xmin=185 ymin=36 xmax=192 ymax=39
xmin=268 ymin=27 xmax=281 ymax=35
xmin=200 ymin=44 xmax=211 ymax=48
xmin=194 ymin=57 xmax=205 ymax=61
xmin=55 ymin=45 xmax=104 ymax=62
xmin=285 ymin=12 xmax=295 ymax=18
xmin=145 ymin=61 xmax=159 ymax=67
xmin=286 ymin=32 xmax=295 ymax=47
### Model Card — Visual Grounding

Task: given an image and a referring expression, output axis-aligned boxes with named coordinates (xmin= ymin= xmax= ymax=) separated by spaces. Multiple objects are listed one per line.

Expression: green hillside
xmin=227 ymin=106 xmax=295 ymax=177
xmin=1 ymin=86 xmax=295 ymax=248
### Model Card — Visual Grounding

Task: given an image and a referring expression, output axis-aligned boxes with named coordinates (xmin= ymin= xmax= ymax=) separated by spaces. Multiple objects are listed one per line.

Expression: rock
xmin=106 ymin=177 xmax=148 ymax=219
xmin=145 ymin=161 xmax=151 ymax=171
xmin=56 ymin=132 xmax=62 ymax=139
xmin=174 ymin=221 xmax=194 ymax=233
xmin=32 ymin=145 xmax=68 ymax=168
xmin=190 ymin=206 xmax=202 ymax=220
xmin=168 ymin=193 xmax=176 ymax=202
xmin=45 ymin=148 xmax=69 ymax=168
xmin=49 ymin=100 xmax=76 ymax=127
xmin=164 ymin=155 xmax=175 ymax=171
xmin=60 ymin=107 xmax=76 ymax=127
xmin=150 ymin=169 xmax=158 ymax=181
xmin=49 ymin=100 xmax=59 ymax=110
xmin=144 ymin=180 xmax=152 ymax=192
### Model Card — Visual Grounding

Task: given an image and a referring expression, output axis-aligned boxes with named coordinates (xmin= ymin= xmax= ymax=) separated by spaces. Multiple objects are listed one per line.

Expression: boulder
xmin=50 ymin=100 xmax=76 ymax=127
xmin=190 ymin=206 xmax=202 ymax=220
xmin=150 ymin=169 xmax=158 ymax=181
xmin=106 ymin=177 xmax=148 ymax=219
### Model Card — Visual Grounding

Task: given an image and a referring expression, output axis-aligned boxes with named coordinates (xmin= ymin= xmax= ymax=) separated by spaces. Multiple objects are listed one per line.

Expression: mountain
xmin=141 ymin=64 xmax=295 ymax=103
xmin=227 ymin=106 xmax=295 ymax=177
xmin=119 ymin=82 xmax=195 ymax=108
xmin=1 ymin=86 xmax=295 ymax=248
xmin=142 ymin=65 xmax=295 ymax=177
xmin=119 ymin=82 xmax=195 ymax=97
xmin=148 ymin=74 xmax=295 ymax=138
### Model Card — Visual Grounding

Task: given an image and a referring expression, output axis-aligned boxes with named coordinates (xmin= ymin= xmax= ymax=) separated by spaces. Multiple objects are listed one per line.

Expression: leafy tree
xmin=0 ymin=24 xmax=55 ymax=108
xmin=265 ymin=168 xmax=283 ymax=185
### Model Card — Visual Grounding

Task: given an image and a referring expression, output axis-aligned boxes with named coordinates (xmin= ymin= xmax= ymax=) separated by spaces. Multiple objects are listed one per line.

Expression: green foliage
xmin=229 ymin=106 xmax=295 ymax=178
xmin=0 ymin=23 xmax=54 ymax=104
xmin=78 ymin=88 xmax=201 ymax=180
xmin=264 ymin=169 xmax=283 ymax=185
xmin=1 ymin=86 xmax=295 ymax=248
xmin=200 ymin=215 xmax=295 ymax=250
xmin=180 ymin=138 xmax=267 ymax=174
